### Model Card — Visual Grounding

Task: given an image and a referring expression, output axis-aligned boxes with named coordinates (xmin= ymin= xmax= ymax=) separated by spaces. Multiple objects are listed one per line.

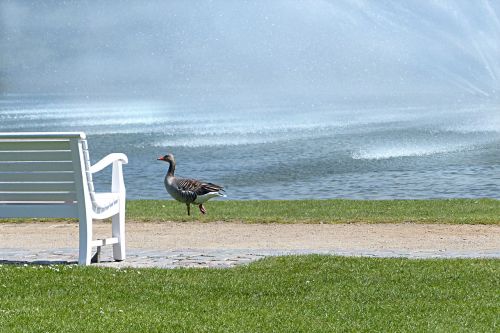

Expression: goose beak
xmin=157 ymin=156 xmax=164 ymax=161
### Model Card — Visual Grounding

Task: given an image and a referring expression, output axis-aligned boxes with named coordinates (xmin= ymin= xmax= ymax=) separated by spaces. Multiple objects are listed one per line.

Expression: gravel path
xmin=1 ymin=221 xmax=499 ymax=268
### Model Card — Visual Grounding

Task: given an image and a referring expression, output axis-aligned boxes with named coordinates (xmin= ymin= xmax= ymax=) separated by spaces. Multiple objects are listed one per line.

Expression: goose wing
xmin=175 ymin=177 xmax=224 ymax=196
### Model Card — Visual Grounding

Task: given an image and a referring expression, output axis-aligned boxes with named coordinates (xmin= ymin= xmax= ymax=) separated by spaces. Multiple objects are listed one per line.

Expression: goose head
xmin=157 ymin=153 xmax=175 ymax=163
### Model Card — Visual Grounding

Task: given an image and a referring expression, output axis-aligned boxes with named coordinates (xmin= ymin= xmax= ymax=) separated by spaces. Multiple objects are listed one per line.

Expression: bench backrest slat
xmin=0 ymin=161 xmax=74 ymax=172
xmin=0 ymin=172 xmax=75 ymax=182
xmin=0 ymin=133 xmax=91 ymax=216
xmin=0 ymin=182 xmax=75 ymax=192
xmin=0 ymin=151 xmax=73 ymax=161
xmin=0 ymin=192 xmax=78 ymax=202
xmin=0 ymin=204 xmax=80 ymax=218
xmin=0 ymin=140 xmax=71 ymax=151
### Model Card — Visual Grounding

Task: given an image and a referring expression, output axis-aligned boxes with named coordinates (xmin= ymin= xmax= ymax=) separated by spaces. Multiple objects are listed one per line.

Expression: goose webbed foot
xmin=186 ymin=203 xmax=191 ymax=216
xmin=199 ymin=204 xmax=206 ymax=215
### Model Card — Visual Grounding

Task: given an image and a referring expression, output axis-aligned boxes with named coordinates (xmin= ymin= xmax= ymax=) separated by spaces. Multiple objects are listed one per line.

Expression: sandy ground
xmin=1 ymin=221 xmax=499 ymax=253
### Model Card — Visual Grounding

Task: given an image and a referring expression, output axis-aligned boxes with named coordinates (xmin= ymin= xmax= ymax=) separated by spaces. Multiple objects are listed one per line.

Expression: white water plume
xmin=1 ymin=1 xmax=499 ymax=101
xmin=352 ymin=143 xmax=470 ymax=160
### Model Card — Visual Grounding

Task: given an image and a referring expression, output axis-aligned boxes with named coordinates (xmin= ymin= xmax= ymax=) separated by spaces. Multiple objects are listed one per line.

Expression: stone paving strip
xmin=0 ymin=221 xmax=499 ymax=268
xmin=1 ymin=247 xmax=499 ymax=269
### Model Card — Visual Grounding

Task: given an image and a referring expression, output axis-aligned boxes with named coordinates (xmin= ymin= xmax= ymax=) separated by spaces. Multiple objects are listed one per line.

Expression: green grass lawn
xmin=127 ymin=198 xmax=500 ymax=224
xmin=2 ymin=199 xmax=498 ymax=224
xmin=0 ymin=256 xmax=498 ymax=332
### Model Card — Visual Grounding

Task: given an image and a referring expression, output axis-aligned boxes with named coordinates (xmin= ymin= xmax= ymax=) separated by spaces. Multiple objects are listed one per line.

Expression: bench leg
xmin=112 ymin=206 xmax=126 ymax=261
xmin=78 ymin=215 xmax=93 ymax=265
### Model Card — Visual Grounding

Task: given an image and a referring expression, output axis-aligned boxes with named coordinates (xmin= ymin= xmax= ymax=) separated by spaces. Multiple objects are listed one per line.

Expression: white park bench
xmin=0 ymin=132 xmax=127 ymax=265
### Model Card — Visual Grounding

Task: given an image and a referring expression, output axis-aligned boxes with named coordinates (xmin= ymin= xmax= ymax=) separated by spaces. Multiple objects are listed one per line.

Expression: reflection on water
xmin=1 ymin=95 xmax=499 ymax=200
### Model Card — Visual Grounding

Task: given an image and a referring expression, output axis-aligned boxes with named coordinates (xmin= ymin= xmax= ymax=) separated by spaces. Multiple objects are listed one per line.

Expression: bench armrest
xmin=89 ymin=153 xmax=128 ymax=174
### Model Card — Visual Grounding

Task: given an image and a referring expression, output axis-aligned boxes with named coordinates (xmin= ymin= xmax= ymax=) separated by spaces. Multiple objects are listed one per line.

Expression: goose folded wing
xmin=175 ymin=178 xmax=201 ymax=191
xmin=172 ymin=177 xmax=199 ymax=201
xmin=176 ymin=177 xmax=224 ymax=195
xmin=199 ymin=182 xmax=224 ymax=194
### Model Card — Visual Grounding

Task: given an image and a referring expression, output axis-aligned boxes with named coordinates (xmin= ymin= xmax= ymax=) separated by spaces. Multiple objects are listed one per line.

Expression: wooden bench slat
xmin=0 ymin=162 xmax=74 ymax=172
xmin=0 ymin=203 xmax=79 ymax=218
xmin=0 ymin=182 xmax=76 ymax=192
xmin=91 ymin=238 xmax=119 ymax=247
xmin=0 ymin=151 xmax=73 ymax=161
xmin=0 ymin=132 xmax=84 ymax=140
xmin=0 ymin=191 xmax=78 ymax=202
xmin=0 ymin=141 xmax=71 ymax=151
xmin=0 ymin=172 xmax=75 ymax=182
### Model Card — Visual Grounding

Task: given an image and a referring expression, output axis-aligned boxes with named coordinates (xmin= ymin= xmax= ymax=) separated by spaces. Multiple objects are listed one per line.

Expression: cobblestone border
xmin=1 ymin=247 xmax=499 ymax=269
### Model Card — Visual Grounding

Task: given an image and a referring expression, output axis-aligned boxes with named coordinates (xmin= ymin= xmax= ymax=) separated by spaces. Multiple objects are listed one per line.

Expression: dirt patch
xmin=1 ymin=221 xmax=498 ymax=253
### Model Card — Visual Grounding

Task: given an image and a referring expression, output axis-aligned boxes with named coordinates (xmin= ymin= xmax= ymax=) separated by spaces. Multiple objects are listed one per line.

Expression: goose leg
xmin=199 ymin=204 xmax=206 ymax=215
xmin=186 ymin=203 xmax=191 ymax=216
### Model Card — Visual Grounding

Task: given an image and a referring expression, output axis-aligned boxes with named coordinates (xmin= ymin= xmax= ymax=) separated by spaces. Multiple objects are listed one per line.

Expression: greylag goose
xmin=157 ymin=153 xmax=225 ymax=215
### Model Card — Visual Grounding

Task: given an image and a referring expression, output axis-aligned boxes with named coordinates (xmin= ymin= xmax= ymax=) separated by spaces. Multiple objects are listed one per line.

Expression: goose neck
xmin=167 ymin=160 xmax=175 ymax=177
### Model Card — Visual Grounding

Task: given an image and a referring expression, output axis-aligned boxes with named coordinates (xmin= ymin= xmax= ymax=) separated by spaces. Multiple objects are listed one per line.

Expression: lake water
xmin=0 ymin=94 xmax=499 ymax=200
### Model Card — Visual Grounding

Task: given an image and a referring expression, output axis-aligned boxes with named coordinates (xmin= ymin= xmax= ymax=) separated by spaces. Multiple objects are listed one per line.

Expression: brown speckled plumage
xmin=158 ymin=153 xmax=225 ymax=215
